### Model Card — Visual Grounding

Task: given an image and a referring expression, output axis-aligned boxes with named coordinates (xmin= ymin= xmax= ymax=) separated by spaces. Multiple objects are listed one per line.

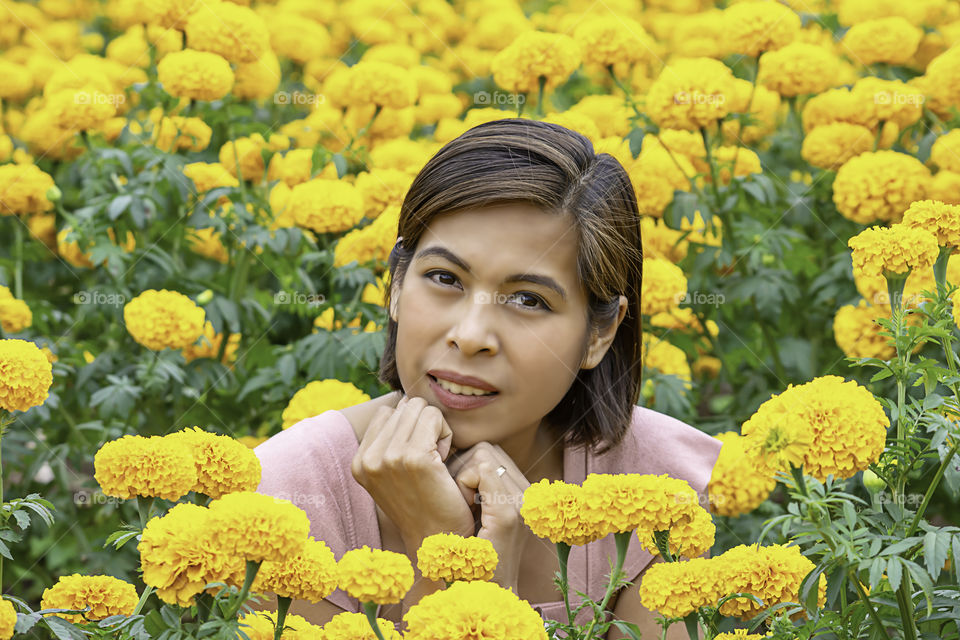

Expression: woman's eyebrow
xmin=414 ymin=245 xmax=567 ymax=302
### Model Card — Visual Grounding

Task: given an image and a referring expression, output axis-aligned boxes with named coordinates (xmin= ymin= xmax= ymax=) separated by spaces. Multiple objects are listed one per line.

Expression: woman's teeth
xmin=434 ymin=377 xmax=496 ymax=396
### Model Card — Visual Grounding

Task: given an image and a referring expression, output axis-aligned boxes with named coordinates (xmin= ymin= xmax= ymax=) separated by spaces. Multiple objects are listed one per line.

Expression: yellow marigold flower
xmin=219 ymin=133 xmax=268 ymax=182
xmin=57 ymin=227 xmax=137 ymax=269
xmin=157 ymin=49 xmax=233 ymax=102
xmin=368 ymin=138 xmax=441 ymax=175
xmin=634 ymin=143 xmax=696 ymax=194
xmin=639 ymin=557 xmax=723 ymax=619
xmin=238 ymin=610 xmax=324 ymax=639
xmin=321 ymin=611 xmax=402 ymax=640
xmin=708 ymin=146 xmax=762 ymax=184
xmin=801 ymin=123 xmax=875 ymax=170
xmin=641 ymin=216 xmax=688 ymax=262
xmin=722 ymin=79 xmax=781 ymax=143
xmin=630 ymin=172 xmax=675 ymax=217
xmin=354 ymin=169 xmax=412 ymax=219
xmin=680 ymin=210 xmax=722 ymax=247
xmin=842 ymin=17 xmax=922 ymax=66
xmin=44 ymin=85 xmax=117 ymax=132
xmin=94 ymin=434 xmax=197 ymax=501
xmin=716 ymin=544 xmax=825 ymax=620
xmin=338 ymin=545 xmax=414 ymax=605
xmin=836 ymin=0 xmax=926 ymax=26
xmin=416 ymin=533 xmax=498 ymax=583
xmin=573 ymin=16 xmax=655 ymax=68
xmin=139 ymin=503 xmax=245 ymax=606
xmin=313 ymin=307 xmax=336 ymax=332
xmin=638 ymin=502 xmax=715 ymax=560
xmin=569 ymin=97 xmax=632 ymax=140
xmin=708 ymin=432 xmax=776 ymax=518
xmin=582 ymin=473 xmax=700 ymax=537
xmin=254 ymin=537 xmax=338 ymax=603
xmin=645 ymin=58 xmax=735 ymax=131
xmin=209 ymin=491 xmax=310 ymax=563
xmin=288 ymin=179 xmax=364 ymax=234
xmin=267 ymin=149 xmax=314 ymax=188
xmin=0 ymin=297 xmax=32 ymax=334
xmin=184 ymin=1 xmax=269 ymax=64
xmin=0 ymin=338 xmax=53 ymax=412
xmin=343 ymin=104 xmax=416 ymax=141
xmin=39 ymin=575 xmax=137 ymax=623
xmin=650 ymin=307 xmax=719 ymax=338
xmin=185 ymin=227 xmax=229 ymax=264
xmin=833 ymin=151 xmax=932 ymax=224
xmin=931 ymin=130 xmax=960 ymax=174
xmin=0 ymin=164 xmax=55 ymax=216
xmin=362 ymin=276 xmax=388 ymax=307
xmin=142 ymin=0 xmax=201 ymax=30
xmin=722 ymin=1 xmax=801 ymax=57
xmin=901 ymin=199 xmax=960 ymax=247
xmin=27 ymin=213 xmax=58 ymax=250
xmin=233 ymin=49 xmax=281 ymax=100
xmin=849 ymin=224 xmax=939 ymax=279
xmin=0 ymin=60 xmax=33 ymax=101
xmin=834 ymin=301 xmax=896 ymax=360
xmin=123 ymin=289 xmax=206 ymax=351
xmin=641 ymin=258 xmax=686 ymax=316
xmin=757 ymin=42 xmax=839 ymax=97
xmin=641 ymin=332 xmax=692 ymax=383
xmin=851 ymin=77 xmax=924 ymax=129
xmin=416 ymin=93 xmax=464 ymax=125
xmin=744 ymin=376 xmax=889 ymax=481
xmin=403 ymin=579 xmax=548 ymax=640
xmin=0 ymin=599 xmax=15 ymax=640
xmin=714 ymin=631 xmax=767 ymax=640
xmin=282 ymin=379 xmax=371 ymax=429
xmin=152 ymin=116 xmax=211 ymax=152
xmin=266 ymin=14 xmax=331 ymax=66
xmin=332 ymin=205 xmax=399 ymax=268
xmin=540 ymin=111 xmax=601 ymax=144
xmin=181 ymin=320 xmax=240 ymax=364
xmin=165 ymin=426 xmax=260 ymax=499
xmin=324 ymin=61 xmax=417 ymax=110
xmin=183 ymin=162 xmax=239 ymax=193
xmin=237 ymin=435 xmax=267 ymax=449
xmin=490 ymin=31 xmax=582 ymax=94
xmin=522 ymin=478 xmax=606 ymax=545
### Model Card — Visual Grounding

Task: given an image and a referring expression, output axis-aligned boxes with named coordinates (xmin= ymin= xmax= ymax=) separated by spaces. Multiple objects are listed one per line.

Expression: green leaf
xmin=108 ymin=194 xmax=132 ymax=220
xmin=332 ymin=153 xmax=348 ymax=179
xmin=887 ymin=557 xmax=903 ymax=591
xmin=44 ymin=617 xmax=87 ymax=640
xmin=924 ymin=531 xmax=950 ymax=581
xmin=0 ymin=538 xmax=12 ymax=560
xmin=869 ymin=557 xmax=886 ymax=590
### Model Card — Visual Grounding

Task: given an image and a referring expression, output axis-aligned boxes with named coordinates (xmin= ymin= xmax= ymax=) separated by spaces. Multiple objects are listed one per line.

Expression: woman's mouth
xmin=428 ymin=374 xmax=500 ymax=410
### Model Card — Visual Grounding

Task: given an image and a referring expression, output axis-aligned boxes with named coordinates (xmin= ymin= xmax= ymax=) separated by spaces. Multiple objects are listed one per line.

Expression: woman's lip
xmin=429 ymin=376 xmax=500 ymax=410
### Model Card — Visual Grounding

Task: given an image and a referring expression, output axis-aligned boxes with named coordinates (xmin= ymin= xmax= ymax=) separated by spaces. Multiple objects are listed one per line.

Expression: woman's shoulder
xmin=589 ymin=404 xmax=723 ymax=496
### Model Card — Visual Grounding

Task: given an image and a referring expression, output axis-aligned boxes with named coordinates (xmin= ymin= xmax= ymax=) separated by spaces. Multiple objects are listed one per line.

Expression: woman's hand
xmin=351 ymin=396 xmax=476 ymax=551
xmin=446 ymin=442 xmax=530 ymax=593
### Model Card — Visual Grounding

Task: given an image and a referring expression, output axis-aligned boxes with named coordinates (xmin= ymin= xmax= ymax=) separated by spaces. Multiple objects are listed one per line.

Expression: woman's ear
xmin=580 ymin=295 xmax=628 ymax=370
xmin=388 ymin=277 xmax=400 ymax=323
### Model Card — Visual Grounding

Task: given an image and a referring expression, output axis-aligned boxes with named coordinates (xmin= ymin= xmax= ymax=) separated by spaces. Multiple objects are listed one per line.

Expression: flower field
xmin=1 ymin=0 xmax=960 ymax=638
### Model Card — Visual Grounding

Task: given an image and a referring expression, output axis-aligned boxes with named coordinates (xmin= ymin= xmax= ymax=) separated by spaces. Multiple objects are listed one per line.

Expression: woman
xmin=255 ymin=119 xmax=722 ymax=637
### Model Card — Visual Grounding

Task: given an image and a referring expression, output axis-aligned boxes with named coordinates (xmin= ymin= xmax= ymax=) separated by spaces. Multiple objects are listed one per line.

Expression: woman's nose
xmin=445 ymin=291 xmax=500 ymax=355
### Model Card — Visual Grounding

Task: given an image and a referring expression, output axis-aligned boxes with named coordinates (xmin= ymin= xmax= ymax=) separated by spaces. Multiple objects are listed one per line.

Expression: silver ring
xmin=496 ymin=465 xmax=507 ymax=477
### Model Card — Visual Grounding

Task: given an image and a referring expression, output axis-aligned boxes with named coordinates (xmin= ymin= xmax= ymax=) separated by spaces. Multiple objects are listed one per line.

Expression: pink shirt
xmin=254 ymin=405 xmax=722 ymax=625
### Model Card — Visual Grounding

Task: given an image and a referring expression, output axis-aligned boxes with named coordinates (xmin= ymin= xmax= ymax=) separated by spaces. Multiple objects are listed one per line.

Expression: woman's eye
xmin=424 ymin=271 xmax=550 ymax=311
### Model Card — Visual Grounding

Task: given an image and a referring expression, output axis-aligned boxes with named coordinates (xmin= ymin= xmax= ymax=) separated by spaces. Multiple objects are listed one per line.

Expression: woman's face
xmin=390 ymin=203 xmax=599 ymax=450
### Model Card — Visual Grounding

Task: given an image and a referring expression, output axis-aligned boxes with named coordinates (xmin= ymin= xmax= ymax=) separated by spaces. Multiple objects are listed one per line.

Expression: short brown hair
xmin=378 ymin=118 xmax=643 ymax=453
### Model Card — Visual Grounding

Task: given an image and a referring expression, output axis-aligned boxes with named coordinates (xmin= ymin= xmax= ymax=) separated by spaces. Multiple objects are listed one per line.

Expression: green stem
xmin=699 ymin=127 xmax=723 ymax=213
xmin=607 ymin=65 xmax=643 ymax=119
xmin=849 ymin=570 xmax=887 ymax=637
xmin=132 ymin=585 xmax=154 ymax=616
xmin=536 ymin=75 xmax=546 ymax=118
xmin=873 ymin=120 xmax=886 ymax=152
xmin=555 ymin=542 xmax=575 ymax=627
xmin=730 ymin=56 xmax=759 ymax=170
xmin=136 ymin=496 xmax=154 ymax=529
xmin=933 ymin=245 xmax=952 ymax=297
xmin=0 ymin=411 xmax=6 ymax=589
xmin=361 ymin=601 xmax=388 ymax=640
xmin=754 ymin=299 xmax=786 ymax=381
xmin=225 ymin=560 xmax=261 ymax=620
xmin=273 ymin=596 xmax=291 ymax=640
xmin=13 ymin=222 xmax=23 ymax=301
xmin=582 ymin=531 xmax=631 ymax=640
xmin=896 ymin=577 xmax=918 ymax=640
xmin=906 ymin=440 xmax=959 ymax=537
xmin=790 ymin=464 xmax=809 ymax=498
